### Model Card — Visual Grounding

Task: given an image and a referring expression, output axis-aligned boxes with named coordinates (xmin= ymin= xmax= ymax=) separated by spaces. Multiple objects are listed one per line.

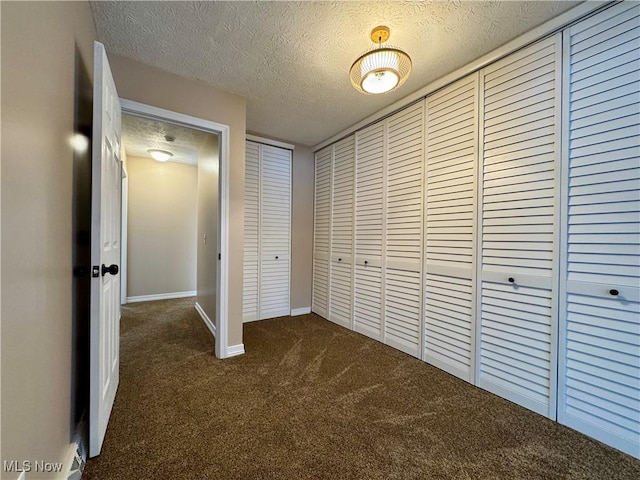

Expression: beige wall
xmin=197 ymin=136 xmax=220 ymax=319
xmin=109 ymin=55 xmax=247 ymax=348
xmin=290 ymin=144 xmax=315 ymax=310
xmin=126 ymin=156 xmax=198 ymax=298
xmin=1 ymin=1 xmax=97 ymax=477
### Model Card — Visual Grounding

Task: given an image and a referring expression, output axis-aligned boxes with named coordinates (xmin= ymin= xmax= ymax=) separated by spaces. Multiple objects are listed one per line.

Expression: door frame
xmin=120 ymin=99 xmax=231 ymax=358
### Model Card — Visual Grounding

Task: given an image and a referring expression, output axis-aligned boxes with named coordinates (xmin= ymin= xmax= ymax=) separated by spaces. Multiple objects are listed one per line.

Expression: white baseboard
xmin=227 ymin=344 xmax=245 ymax=357
xmin=290 ymin=306 xmax=311 ymax=316
xmin=126 ymin=291 xmax=196 ymax=303
xmin=194 ymin=302 xmax=216 ymax=337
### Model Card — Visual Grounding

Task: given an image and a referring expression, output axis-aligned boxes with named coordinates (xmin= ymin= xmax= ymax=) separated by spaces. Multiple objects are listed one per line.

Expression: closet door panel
xmin=329 ymin=136 xmax=355 ymax=328
xmin=424 ymin=75 xmax=478 ymax=382
xmin=329 ymin=260 xmax=352 ymax=328
xmin=312 ymin=147 xmax=332 ymax=317
xmin=260 ymin=255 xmax=290 ymax=319
xmin=259 ymin=145 xmax=291 ymax=319
xmin=354 ymin=123 xmax=384 ymax=339
xmin=559 ymin=1 xmax=640 ymax=458
xmin=354 ymin=263 xmax=383 ymax=339
xmin=478 ymin=35 xmax=560 ymax=418
xmin=384 ymin=103 xmax=424 ymax=357
xmin=243 ymin=141 xmax=260 ymax=321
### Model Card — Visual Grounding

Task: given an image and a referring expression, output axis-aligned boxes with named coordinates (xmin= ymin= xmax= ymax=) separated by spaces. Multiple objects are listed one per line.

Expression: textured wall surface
xmin=90 ymin=1 xmax=580 ymax=146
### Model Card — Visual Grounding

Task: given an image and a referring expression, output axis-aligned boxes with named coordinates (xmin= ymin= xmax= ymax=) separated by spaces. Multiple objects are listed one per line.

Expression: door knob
xmin=275 ymin=256 xmax=279 ymax=260
xmin=338 ymin=258 xmax=342 ymax=262
xmin=102 ymin=264 xmax=119 ymax=276
xmin=508 ymin=277 xmax=515 ymax=283
xmin=364 ymin=260 xmax=368 ymax=265
xmin=609 ymin=289 xmax=619 ymax=296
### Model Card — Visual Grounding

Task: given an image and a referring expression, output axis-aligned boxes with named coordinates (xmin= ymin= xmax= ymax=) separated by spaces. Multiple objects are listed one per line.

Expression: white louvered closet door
xmin=329 ymin=136 xmax=355 ymax=328
xmin=424 ymin=74 xmax=478 ymax=382
xmin=559 ymin=2 xmax=640 ymax=459
xmin=384 ymin=103 xmax=424 ymax=357
xmin=477 ymin=35 xmax=561 ymax=418
xmin=354 ymin=123 xmax=385 ymax=340
xmin=312 ymin=147 xmax=332 ymax=318
xmin=259 ymin=145 xmax=291 ymax=319
xmin=243 ymin=141 xmax=260 ymax=322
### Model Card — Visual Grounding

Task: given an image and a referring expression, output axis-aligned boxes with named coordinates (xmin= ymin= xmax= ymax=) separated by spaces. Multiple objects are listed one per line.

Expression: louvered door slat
xmin=425 ymin=75 xmax=478 ymax=382
xmin=559 ymin=2 xmax=640 ymax=459
xmin=243 ymin=141 xmax=260 ymax=321
xmin=384 ymin=103 xmax=424 ymax=357
xmin=478 ymin=35 xmax=560 ymax=418
xmin=259 ymin=145 xmax=291 ymax=319
xmin=312 ymin=147 xmax=332 ymax=317
xmin=354 ymin=123 xmax=384 ymax=339
xmin=329 ymin=136 xmax=355 ymax=328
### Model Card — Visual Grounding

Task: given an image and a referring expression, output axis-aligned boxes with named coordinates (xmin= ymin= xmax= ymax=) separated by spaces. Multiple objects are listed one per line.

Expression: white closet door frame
xmin=381 ymin=120 xmax=389 ymax=343
xmin=474 ymin=34 xmax=562 ymax=419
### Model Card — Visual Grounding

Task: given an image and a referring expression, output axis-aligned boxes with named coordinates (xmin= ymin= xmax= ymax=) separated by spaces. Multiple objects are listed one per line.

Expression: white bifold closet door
xmin=329 ymin=136 xmax=355 ymax=328
xmin=384 ymin=102 xmax=424 ymax=358
xmin=558 ymin=1 xmax=640 ymax=458
xmin=312 ymin=146 xmax=332 ymax=318
xmin=259 ymin=144 xmax=291 ymax=319
xmin=424 ymin=74 xmax=478 ymax=382
xmin=243 ymin=141 xmax=260 ymax=322
xmin=354 ymin=122 xmax=385 ymax=340
xmin=477 ymin=35 xmax=561 ymax=418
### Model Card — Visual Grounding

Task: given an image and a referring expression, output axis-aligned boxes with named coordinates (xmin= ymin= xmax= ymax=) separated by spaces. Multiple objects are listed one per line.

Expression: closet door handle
xmin=338 ymin=258 xmax=342 ymax=262
xmin=275 ymin=256 xmax=279 ymax=260
xmin=508 ymin=277 xmax=515 ymax=284
xmin=364 ymin=260 xmax=368 ymax=265
xmin=609 ymin=289 xmax=619 ymax=296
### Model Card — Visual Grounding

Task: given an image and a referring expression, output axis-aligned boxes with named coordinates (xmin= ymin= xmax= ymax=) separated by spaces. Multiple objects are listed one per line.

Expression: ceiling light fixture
xmin=148 ymin=149 xmax=173 ymax=162
xmin=350 ymin=26 xmax=412 ymax=95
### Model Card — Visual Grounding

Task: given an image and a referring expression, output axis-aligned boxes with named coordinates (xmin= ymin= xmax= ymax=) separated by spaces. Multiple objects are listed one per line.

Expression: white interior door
xmin=243 ymin=140 xmax=260 ymax=322
xmin=354 ymin=122 xmax=385 ymax=340
xmin=90 ymin=41 xmax=122 ymax=457
xmin=329 ymin=137 xmax=354 ymax=328
xmin=477 ymin=35 xmax=561 ymax=419
xmin=312 ymin=147 xmax=332 ymax=318
xmin=424 ymin=74 xmax=478 ymax=382
xmin=383 ymin=103 xmax=424 ymax=358
xmin=559 ymin=1 xmax=640 ymax=458
xmin=259 ymin=144 xmax=291 ymax=319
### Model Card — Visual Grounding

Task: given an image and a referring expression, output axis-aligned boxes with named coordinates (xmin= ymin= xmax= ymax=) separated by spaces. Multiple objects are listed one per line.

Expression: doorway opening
xmin=119 ymin=100 xmax=231 ymax=359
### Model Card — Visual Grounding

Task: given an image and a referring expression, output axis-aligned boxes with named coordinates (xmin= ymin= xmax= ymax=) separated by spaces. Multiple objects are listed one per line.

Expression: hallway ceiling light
xmin=350 ymin=26 xmax=412 ymax=95
xmin=148 ymin=149 xmax=173 ymax=162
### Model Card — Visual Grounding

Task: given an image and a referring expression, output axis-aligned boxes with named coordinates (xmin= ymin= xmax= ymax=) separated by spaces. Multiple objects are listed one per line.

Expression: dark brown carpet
xmin=83 ymin=298 xmax=639 ymax=480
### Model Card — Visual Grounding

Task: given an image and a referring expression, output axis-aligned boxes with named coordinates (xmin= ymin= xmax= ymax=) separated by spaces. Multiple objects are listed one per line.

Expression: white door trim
xmin=120 ymin=167 xmax=128 ymax=305
xmin=120 ymin=99 xmax=232 ymax=359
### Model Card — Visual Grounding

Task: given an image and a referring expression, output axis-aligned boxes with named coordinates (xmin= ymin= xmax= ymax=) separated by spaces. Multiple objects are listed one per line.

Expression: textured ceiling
xmin=122 ymin=114 xmax=211 ymax=165
xmin=92 ymin=1 xmax=581 ymax=147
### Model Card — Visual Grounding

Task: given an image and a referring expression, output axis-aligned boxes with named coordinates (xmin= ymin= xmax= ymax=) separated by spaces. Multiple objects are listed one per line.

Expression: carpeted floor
xmin=83 ymin=298 xmax=639 ymax=479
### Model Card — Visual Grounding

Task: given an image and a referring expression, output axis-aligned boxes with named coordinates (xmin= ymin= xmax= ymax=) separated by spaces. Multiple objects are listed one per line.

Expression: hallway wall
xmin=126 ymin=156 xmax=198 ymax=299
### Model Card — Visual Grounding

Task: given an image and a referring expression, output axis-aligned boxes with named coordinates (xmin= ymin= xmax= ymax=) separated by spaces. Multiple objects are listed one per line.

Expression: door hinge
xmin=92 ymin=265 xmax=100 ymax=278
